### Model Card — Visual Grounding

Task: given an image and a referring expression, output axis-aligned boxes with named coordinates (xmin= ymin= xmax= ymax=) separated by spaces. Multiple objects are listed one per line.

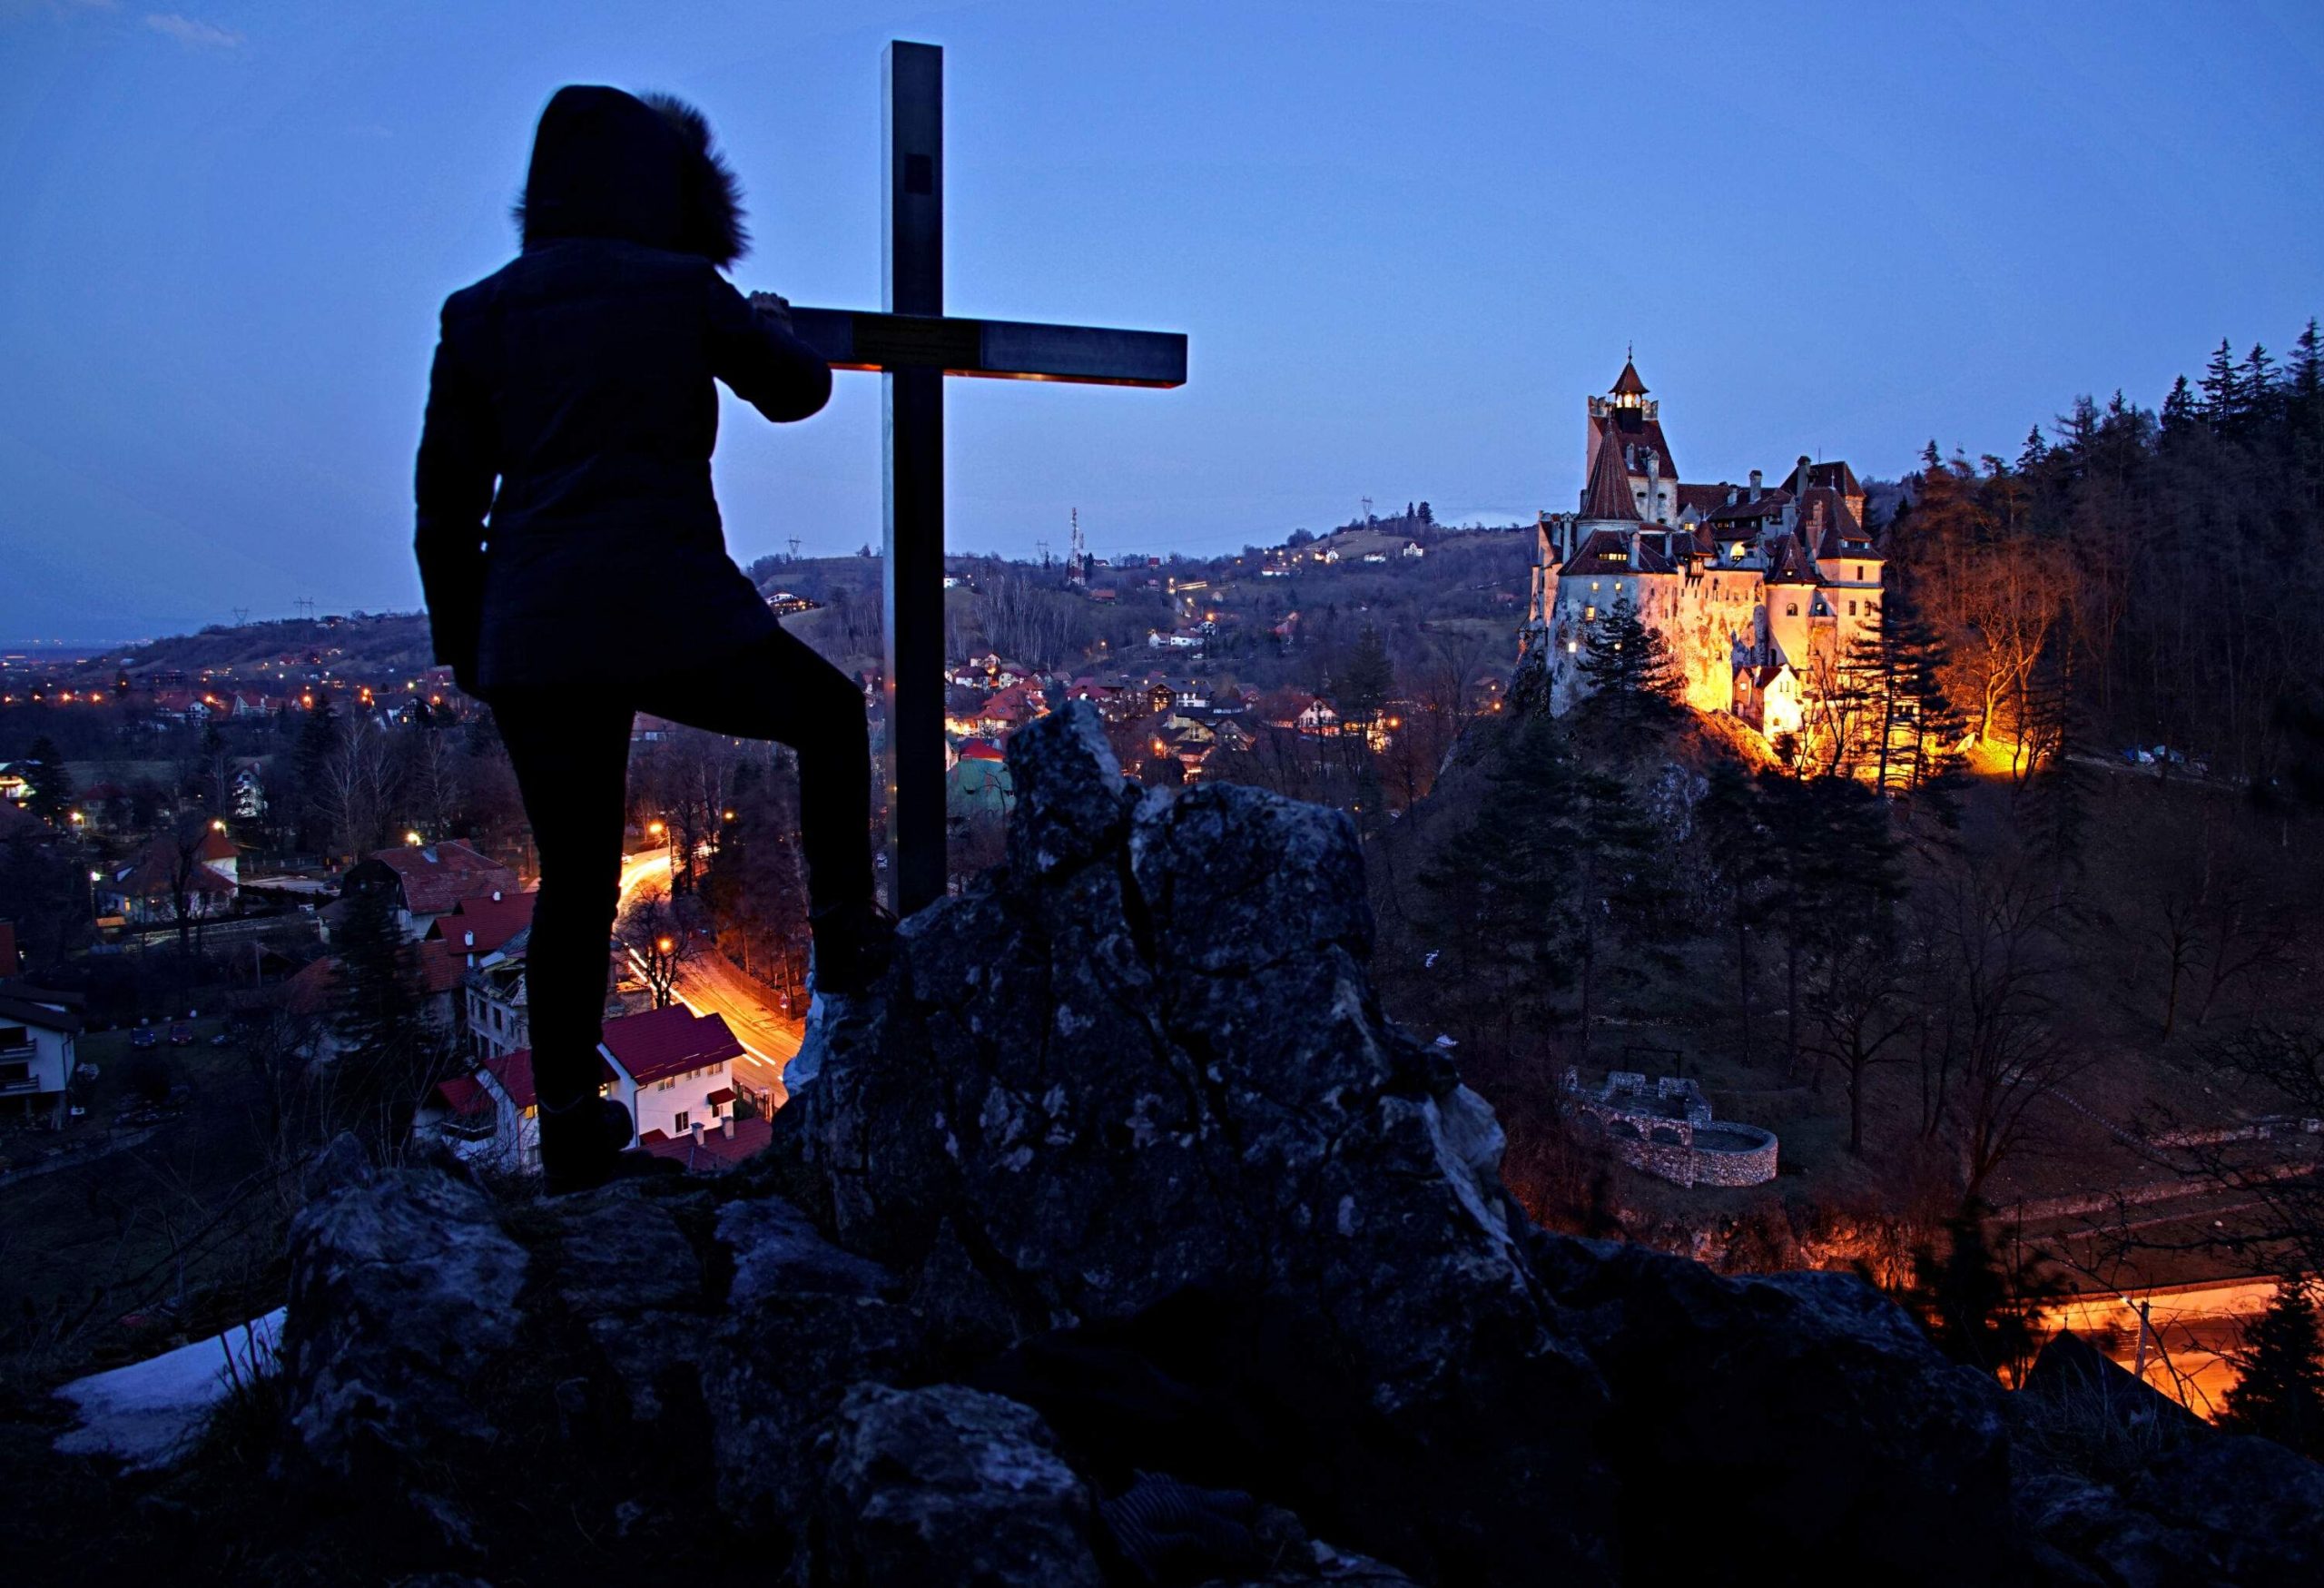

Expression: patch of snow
xmin=54 ymin=1307 xmax=285 ymax=1471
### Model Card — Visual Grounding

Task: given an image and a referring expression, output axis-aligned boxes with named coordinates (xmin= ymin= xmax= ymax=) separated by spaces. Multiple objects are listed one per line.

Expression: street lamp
xmin=405 ymin=831 xmax=423 ymax=846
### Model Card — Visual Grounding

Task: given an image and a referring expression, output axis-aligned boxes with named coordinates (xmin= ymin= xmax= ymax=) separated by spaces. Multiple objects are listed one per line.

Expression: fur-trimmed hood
xmin=515 ymin=85 xmax=748 ymax=266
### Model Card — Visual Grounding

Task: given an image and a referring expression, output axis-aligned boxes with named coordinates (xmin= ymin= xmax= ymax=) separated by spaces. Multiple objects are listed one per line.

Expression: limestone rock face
xmin=1530 ymin=1232 xmax=2015 ymax=1586
xmin=279 ymin=1159 xmax=529 ymax=1486
xmin=271 ymin=700 xmax=2323 ymax=1587
xmin=776 ymin=703 xmax=1613 ymax=1583
xmin=816 ymin=1384 xmax=1106 ymax=1588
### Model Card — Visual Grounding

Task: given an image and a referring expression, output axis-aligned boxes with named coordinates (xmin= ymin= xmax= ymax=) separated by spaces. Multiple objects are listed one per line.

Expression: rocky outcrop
xmin=271 ymin=703 xmax=2323 ymax=1586
xmin=2009 ymin=1331 xmax=2324 ymax=1587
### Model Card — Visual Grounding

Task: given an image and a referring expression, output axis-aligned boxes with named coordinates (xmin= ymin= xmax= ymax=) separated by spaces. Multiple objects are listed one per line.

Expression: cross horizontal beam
xmin=787 ymin=307 xmax=1187 ymax=389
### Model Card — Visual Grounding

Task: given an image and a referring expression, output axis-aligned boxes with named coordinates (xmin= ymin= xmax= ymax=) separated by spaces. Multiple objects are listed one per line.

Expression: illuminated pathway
xmin=618 ymin=848 xmax=803 ymax=1108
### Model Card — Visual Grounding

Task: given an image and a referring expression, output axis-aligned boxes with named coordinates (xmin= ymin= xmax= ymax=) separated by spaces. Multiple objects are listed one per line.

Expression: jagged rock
xmin=2020 ymin=1328 xmax=2209 ymax=1450
xmin=1529 ymin=1231 xmax=2018 ymax=1586
xmin=279 ymin=1153 xmax=529 ymax=1486
xmin=2013 ymin=1469 xmax=2209 ymax=1587
xmin=1004 ymin=697 xmax=1141 ymax=881
xmin=700 ymin=1192 xmax=924 ymax=1538
xmin=777 ymin=702 xmax=1614 ymax=1584
xmin=2123 ymin=1435 xmax=2324 ymax=1587
xmin=270 ymin=705 xmax=2324 ymax=1587
xmin=812 ymin=1383 xmax=1105 ymax=1587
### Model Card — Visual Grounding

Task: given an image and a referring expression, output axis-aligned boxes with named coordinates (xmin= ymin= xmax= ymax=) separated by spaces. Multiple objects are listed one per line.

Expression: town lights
xmin=405 ymin=831 xmax=423 ymax=845
xmin=656 ymin=937 xmax=675 ymax=955
xmin=648 ymin=820 xmax=666 ymax=838
xmin=722 ymin=810 xmax=736 ymax=822
xmin=68 ymin=810 xmax=84 ymax=825
xmin=211 ymin=818 xmax=225 ymax=832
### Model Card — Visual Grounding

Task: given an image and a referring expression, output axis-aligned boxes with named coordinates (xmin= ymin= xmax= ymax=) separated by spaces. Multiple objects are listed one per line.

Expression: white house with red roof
xmin=1525 ymin=358 xmax=1885 ymax=735
xmin=603 ymin=1004 xmax=744 ymax=1146
xmin=422 ymin=1003 xmax=746 ymax=1173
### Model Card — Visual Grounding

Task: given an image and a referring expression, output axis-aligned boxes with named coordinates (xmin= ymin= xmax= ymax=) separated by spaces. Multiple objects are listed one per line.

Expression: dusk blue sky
xmin=4 ymin=1 xmax=2320 ymax=643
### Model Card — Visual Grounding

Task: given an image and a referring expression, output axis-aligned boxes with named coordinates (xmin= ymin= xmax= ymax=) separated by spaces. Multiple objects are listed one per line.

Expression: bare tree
xmin=1805 ymin=936 xmax=1920 ymax=1155
xmin=319 ymin=714 xmax=396 ymax=857
xmin=1924 ymin=853 xmax=2090 ymax=1197
xmin=618 ymin=893 xmax=694 ymax=1010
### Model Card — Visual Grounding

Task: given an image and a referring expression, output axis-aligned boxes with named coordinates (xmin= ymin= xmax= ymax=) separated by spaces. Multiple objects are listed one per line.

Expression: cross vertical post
xmin=782 ymin=39 xmax=1187 ymax=920
xmin=881 ymin=40 xmax=946 ymax=915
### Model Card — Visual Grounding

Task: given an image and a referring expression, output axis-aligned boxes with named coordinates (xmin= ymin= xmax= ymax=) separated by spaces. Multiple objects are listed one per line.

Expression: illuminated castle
xmin=1523 ymin=358 xmax=1885 ymax=738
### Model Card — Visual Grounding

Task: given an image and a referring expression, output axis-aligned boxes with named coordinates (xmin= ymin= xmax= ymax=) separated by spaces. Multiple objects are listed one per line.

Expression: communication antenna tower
xmin=1361 ymin=496 xmax=1374 ymax=524
xmin=788 ymin=536 xmax=803 ymax=558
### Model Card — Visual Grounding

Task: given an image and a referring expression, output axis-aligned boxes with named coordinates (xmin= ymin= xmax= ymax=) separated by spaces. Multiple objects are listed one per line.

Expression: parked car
xmin=131 ymin=1028 xmax=158 ymax=1050
xmin=167 ymin=1022 xmax=194 ymax=1046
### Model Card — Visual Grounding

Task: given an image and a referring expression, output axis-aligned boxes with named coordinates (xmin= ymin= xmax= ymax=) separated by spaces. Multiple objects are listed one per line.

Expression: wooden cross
xmin=780 ymin=41 xmax=1187 ymax=916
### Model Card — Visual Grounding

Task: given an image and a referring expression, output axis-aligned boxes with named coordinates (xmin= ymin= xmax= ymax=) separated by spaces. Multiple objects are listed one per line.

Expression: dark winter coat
xmin=414 ymin=85 xmax=830 ymax=694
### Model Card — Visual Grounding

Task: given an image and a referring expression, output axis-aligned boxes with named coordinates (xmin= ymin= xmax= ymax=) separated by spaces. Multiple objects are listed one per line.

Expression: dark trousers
xmin=487 ymin=624 xmax=874 ymax=1114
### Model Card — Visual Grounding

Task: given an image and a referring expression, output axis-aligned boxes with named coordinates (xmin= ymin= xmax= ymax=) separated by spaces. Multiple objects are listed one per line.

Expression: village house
xmin=427 ymin=888 xmax=537 ymax=1063
xmin=1524 ymin=358 xmax=1884 ymax=739
xmin=423 ymin=1004 xmax=747 ymax=1172
xmin=98 ymin=825 xmax=239 ymax=927
xmin=339 ymin=839 xmax=519 ymax=942
xmin=0 ymin=987 xmax=81 ymax=1126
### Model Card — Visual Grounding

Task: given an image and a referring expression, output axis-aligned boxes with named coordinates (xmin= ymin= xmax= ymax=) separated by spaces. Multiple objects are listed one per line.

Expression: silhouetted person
xmin=415 ymin=86 xmax=890 ymax=1193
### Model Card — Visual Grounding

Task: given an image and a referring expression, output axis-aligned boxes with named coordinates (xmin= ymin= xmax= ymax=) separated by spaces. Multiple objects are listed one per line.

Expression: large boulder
xmin=699 ymin=1194 xmax=925 ymax=1540
xmin=1527 ymin=1231 xmax=2021 ymax=1586
xmin=278 ymin=1155 xmax=529 ymax=1492
xmin=773 ymin=702 xmax=1614 ymax=1584
xmin=812 ymin=1384 xmax=1105 ymax=1588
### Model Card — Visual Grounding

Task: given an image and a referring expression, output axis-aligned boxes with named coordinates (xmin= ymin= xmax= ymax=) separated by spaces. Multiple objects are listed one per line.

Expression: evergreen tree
xmin=1906 ymin=1199 xmax=2065 ymax=1386
xmin=22 ymin=735 xmax=72 ymax=824
xmin=2201 ymin=337 xmax=2244 ymax=429
xmin=294 ymin=688 xmax=339 ymax=851
xmin=2159 ymin=373 xmax=2201 ymax=439
xmin=2221 ymin=1275 xmax=2324 ymax=1457
xmin=328 ymin=878 xmax=441 ymax=1152
xmin=1575 ymin=594 xmax=1683 ymax=756
xmin=1340 ymin=626 xmax=1395 ymax=727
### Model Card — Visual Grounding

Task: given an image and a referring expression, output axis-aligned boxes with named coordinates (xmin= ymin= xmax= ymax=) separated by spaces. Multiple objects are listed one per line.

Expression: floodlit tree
xmin=619 ymin=893 xmax=694 ymax=1010
xmin=1574 ymin=594 xmax=1682 ymax=757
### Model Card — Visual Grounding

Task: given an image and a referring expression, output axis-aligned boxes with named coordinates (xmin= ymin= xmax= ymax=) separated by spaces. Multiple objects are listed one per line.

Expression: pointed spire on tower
xmin=1611 ymin=356 xmax=1649 ymax=399
xmin=1580 ymin=420 xmax=1645 ymax=521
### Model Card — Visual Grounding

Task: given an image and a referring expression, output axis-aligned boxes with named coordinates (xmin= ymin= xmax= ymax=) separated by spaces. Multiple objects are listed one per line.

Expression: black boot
xmin=538 ymin=1094 xmax=682 ymax=1196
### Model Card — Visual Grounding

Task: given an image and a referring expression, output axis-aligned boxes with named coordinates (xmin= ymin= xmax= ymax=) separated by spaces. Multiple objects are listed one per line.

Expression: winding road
xmin=619 ymin=849 xmax=802 ymax=1107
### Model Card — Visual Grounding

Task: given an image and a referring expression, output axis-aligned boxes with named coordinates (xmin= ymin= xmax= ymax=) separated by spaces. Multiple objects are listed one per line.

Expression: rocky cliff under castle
xmin=263 ymin=703 xmax=2320 ymax=1586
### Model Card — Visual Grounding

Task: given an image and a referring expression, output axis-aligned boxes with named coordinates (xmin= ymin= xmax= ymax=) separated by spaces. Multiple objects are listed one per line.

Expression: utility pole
xmin=788 ymin=536 xmax=803 ymax=559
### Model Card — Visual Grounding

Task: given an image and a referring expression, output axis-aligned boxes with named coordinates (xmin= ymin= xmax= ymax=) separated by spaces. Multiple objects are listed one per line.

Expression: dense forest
xmin=1374 ymin=322 xmax=2324 ymax=1335
xmin=1886 ymin=323 xmax=2324 ymax=794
